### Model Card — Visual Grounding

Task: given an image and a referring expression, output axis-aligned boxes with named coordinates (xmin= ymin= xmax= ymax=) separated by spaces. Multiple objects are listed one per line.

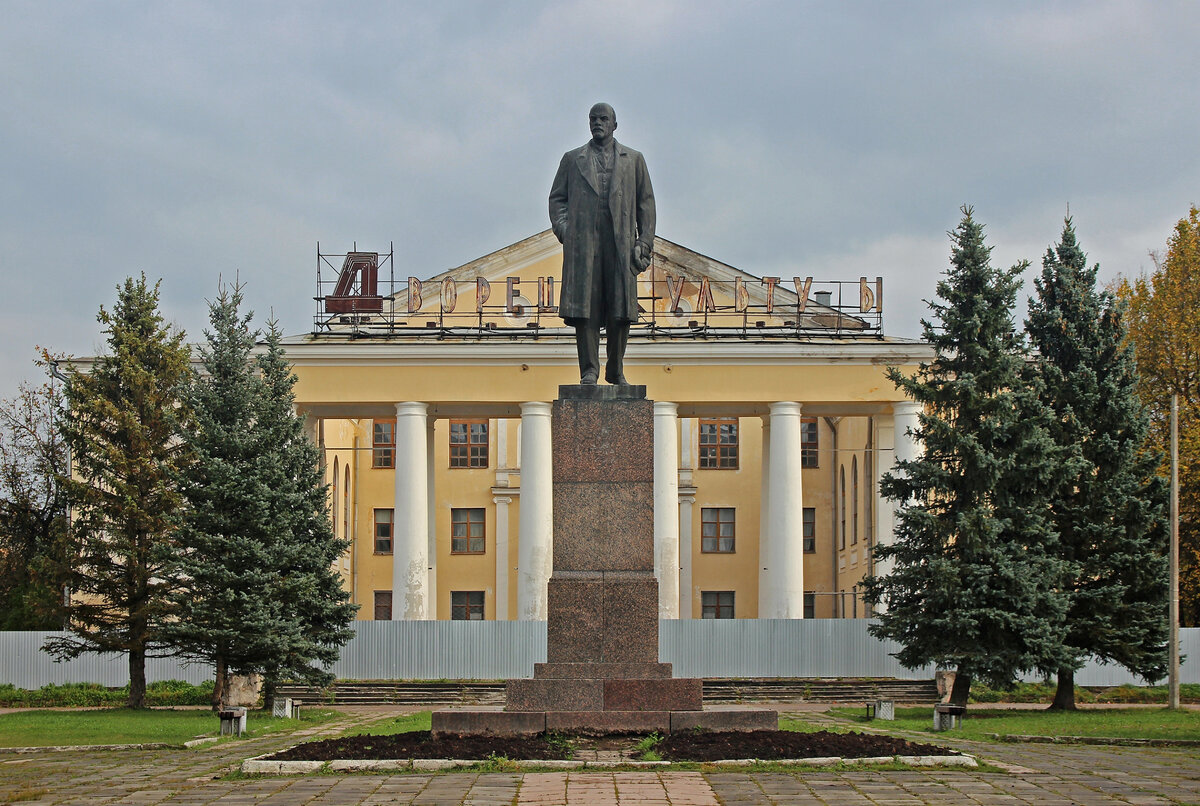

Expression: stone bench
xmin=933 ymin=702 xmax=966 ymax=731
xmin=866 ymin=699 xmax=895 ymax=720
xmin=272 ymin=697 xmax=302 ymax=719
xmin=218 ymin=707 xmax=247 ymax=736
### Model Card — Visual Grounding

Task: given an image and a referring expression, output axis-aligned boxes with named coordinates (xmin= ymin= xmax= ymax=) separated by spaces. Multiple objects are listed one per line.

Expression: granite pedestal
xmin=432 ymin=384 xmax=776 ymax=737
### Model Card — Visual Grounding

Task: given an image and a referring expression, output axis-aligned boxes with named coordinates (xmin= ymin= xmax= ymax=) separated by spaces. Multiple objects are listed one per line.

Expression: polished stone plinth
xmin=431 ymin=705 xmax=778 ymax=738
xmin=505 ymin=386 xmax=700 ymax=731
xmin=431 ymin=384 xmax=776 ymax=737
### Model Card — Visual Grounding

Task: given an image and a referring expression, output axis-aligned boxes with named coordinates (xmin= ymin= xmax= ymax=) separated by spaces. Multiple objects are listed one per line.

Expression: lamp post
xmin=47 ymin=360 xmax=72 ymax=630
xmin=1169 ymin=395 xmax=1180 ymax=710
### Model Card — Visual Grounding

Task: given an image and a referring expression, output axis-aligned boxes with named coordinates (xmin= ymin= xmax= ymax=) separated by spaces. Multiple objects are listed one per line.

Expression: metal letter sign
xmin=325 ymin=252 xmax=383 ymax=313
xmin=858 ymin=277 xmax=883 ymax=313
xmin=407 ymin=277 xmax=423 ymax=313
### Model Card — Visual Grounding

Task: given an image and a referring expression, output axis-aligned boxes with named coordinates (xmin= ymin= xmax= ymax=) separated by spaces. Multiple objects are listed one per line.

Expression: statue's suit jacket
xmin=549 ymin=139 xmax=655 ymax=323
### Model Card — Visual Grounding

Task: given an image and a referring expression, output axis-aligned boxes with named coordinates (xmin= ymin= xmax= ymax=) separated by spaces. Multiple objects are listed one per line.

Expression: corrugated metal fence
xmin=3 ymin=622 xmax=1195 ymax=689
xmin=331 ymin=620 xmax=546 ymax=681
xmin=2 ymin=631 xmax=215 ymax=688
xmin=660 ymin=619 xmax=937 ymax=678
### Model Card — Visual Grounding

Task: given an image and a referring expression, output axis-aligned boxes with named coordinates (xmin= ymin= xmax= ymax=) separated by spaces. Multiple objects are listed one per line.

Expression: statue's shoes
xmin=606 ymin=372 xmax=629 ymax=385
xmin=580 ymin=370 xmax=599 ymax=385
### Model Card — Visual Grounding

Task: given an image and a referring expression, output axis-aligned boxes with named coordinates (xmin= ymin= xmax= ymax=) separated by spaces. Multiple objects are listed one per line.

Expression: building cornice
xmin=278 ymin=338 xmax=933 ymax=367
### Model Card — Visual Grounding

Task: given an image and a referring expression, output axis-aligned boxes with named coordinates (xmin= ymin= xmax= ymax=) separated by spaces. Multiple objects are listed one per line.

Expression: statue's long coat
xmin=549 ymin=139 xmax=655 ymax=323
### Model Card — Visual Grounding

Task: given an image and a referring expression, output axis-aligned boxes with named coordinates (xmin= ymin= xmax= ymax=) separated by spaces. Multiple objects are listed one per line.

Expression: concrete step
xmin=703 ymin=678 xmax=938 ymax=703
xmin=276 ymin=677 xmax=938 ymax=706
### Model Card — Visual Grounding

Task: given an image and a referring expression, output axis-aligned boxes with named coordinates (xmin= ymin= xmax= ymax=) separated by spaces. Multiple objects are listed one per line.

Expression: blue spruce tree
xmin=1027 ymin=219 xmax=1168 ymax=710
xmin=167 ymin=286 xmax=355 ymax=707
xmin=165 ymin=283 xmax=287 ymax=706
xmin=254 ymin=319 xmax=356 ymax=707
xmin=863 ymin=208 xmax=1071 ymax=704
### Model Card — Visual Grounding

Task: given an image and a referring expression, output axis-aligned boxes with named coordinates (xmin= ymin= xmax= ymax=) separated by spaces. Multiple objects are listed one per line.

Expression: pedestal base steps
xmin=432 ymin=705 xmax=778 ymax=738
xmin=431 ymin=385 xmax=776 ymax=737
xmin=508 ymin=676 xmax=702 ymax=712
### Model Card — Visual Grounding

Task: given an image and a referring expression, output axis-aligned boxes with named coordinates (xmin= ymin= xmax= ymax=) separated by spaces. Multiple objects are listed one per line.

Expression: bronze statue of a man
xmin=550 ymin=103 xmax=656 ymax=385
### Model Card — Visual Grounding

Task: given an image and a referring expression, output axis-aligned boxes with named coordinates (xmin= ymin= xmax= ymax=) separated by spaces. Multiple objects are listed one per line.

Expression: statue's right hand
xmin=632 ymin=242 xmax=652 ymax=272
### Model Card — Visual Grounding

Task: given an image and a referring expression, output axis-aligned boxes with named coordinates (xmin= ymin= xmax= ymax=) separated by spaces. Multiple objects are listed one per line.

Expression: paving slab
xmin=5 ymin=705 xmax=1200 ymax=805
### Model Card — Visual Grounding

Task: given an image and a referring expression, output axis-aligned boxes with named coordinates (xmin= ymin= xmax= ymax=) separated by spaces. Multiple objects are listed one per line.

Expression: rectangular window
xmin=700 ymin=507 xmax=736 ymax=553
xmin=801 ymin=417 xmax=819 ymax=468
xmin=698 ymin=418 xmax=738 ymax=469
xmin=701 ymin=591 xmax=735 ymax=619
xmin=451 ymin=591 xmax=485 ymax=620
xmin=374 ymin=591 xmax=392 ymax=621
xmin=451 ymin=508 xmax=486 ymax=554
xmin=373 ymin=419 xmax=396 ymax=468
xmin=449 ymin=420 xmax=489 ymax=468
xmin=804 ymin=592 xmax=815 ymax=619
xmin=803 ymin=507 xmax=816 ymax=553
xmin=373 ymin=509 xmax=393 ymax=554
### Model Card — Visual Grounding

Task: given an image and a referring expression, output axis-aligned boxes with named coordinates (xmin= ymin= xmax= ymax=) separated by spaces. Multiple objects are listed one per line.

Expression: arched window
xmin=344 ymin=465 xmax=351 ymax=544
xmin=331 ymin=457 xmax=339 ymax=537
xmin=851 ymin=456 xmax=859 ymax=545
xmin=839 ymin=464 xmax=846 ymax=550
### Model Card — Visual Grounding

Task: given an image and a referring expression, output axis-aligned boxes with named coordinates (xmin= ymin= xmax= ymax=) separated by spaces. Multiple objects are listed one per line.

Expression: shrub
xmin=28 ymin=683 xmax=117 ymax=707
xmin=0 ymin=680 xmax=214 ymax=708
xmin=145 ymin=679 xmax=213 ymax=706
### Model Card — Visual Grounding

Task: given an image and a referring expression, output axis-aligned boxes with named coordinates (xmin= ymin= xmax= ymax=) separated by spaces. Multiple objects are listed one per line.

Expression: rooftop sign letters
xmin=324 ymin=252 xmax=383 ymax=313
xmin=314 ymin=243 xmax=884 ymax=337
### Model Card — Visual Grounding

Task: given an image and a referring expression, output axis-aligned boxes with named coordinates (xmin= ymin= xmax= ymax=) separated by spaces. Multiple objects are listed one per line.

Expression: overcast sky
xmin=1 ymin=1 xmax=1196 ymax=400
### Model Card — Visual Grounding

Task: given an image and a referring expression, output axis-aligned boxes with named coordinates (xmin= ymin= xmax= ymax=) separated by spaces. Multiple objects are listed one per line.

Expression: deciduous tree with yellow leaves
xmin=1116 ymin=206 xmax=1200 ymax=625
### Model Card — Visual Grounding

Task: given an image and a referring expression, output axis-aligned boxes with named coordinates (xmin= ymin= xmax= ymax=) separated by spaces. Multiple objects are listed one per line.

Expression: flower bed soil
xmin=268 ymin=732 xmax=567 ymax=761
xmin=266 ymin=729 xmax=951 ymax=763
xmin=659 ymin=729 xmax=949 ymax=761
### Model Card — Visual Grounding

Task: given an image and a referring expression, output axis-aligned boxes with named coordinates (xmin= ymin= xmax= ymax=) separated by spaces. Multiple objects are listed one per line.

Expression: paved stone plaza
xmin=2 ymin=707 xmax=1199 ymax=805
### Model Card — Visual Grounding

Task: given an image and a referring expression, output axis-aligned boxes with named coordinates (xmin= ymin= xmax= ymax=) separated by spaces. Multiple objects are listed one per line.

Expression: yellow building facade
xmin=287 ymin=231 xmax=931 ymax=622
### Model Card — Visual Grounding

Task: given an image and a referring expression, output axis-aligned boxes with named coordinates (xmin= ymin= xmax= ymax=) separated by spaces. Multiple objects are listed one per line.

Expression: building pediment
xmin=312 ymin=231 xmax=883 ymax=339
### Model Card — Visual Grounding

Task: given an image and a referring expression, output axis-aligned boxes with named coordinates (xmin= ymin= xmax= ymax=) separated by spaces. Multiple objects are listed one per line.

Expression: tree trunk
xmin=949 ymin=667 xmax=972 ymax=706
xmin=212 ymin=656 xmax=227 ymax=711
xmin=262 ymin=674 xmax=277 ymax=713
xmin=127 ymin=648 xmax=147 ymax=709
xmin=1049 ymin=667 xmax=1077 ymax=710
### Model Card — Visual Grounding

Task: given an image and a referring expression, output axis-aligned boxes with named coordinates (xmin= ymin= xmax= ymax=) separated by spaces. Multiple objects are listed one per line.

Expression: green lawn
xmin=778 ymin=714 xmax=854 ymax=734
xmin=831 ymin=705 xmax=1200 ymax=742
xmin=0 ymin=707 xmax=340 ymax=748
xmin=342 ymin=710 xmax=431 ymax=736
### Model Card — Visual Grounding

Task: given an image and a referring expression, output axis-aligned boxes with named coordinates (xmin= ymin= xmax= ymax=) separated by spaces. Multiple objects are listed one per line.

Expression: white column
xmin=678 ymin=418 xmax=695 ymax=619
xmin=496 ymin=418 xmax=509 ymax=468
xmin=893 ymin=402 xmax=923 ymax=467
xmin=495 ymin=418 xmax=511 ymax=487
xmin=426 ymin=417 xmax=437 ymax=618
xmin=764 ymin=402 xmax=805 ymax=618
xmin=517 ymin=402 xmax=553 ymax=620
xmin=678 ymin=487 xmax=696 ymax=619
xmin=758 ymin=417 xmax=772 ymax=617
xmin=303 ymin=412 xmax=320 ymax=450
xmin=393 ymin=402 xmax=430 ymax=620
xmin=654 ymin=402 xmax=680 ymax=619
xmin=493 ymin=494 xmax=512 ymax=621
xmin=872 ymin=416 xmax=894 ymax=582
xmin=680 ymin=417 xmax=695 ymax=471
xmin=875 ymin=401 xmax=922 ymax=582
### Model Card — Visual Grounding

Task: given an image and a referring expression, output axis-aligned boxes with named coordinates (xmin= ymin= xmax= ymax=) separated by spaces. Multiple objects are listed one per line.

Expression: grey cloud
xmin=1 ymin=0 xmax=1197 ymax=397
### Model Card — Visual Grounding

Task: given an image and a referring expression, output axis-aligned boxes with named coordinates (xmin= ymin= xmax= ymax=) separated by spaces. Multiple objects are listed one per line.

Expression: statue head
xmin=589 ymin=103 xmax=617 ymax=145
